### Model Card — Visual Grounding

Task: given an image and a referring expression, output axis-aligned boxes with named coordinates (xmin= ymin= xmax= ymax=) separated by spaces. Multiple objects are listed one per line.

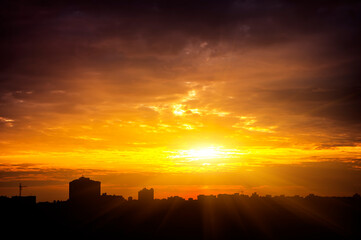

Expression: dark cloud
xmin=0 ymin=163 xmax=111 ymax=186
xmin=2 ymin=0 xmax=360 ymax=76
xmin=0 ymin=1 xmax=359 ymax=127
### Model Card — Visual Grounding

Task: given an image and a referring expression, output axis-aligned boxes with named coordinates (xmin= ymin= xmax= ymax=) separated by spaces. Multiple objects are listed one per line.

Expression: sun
xmin=171 ymin=146 xmax=230 ymax=161
xmin=187 ymin=148 xmax=219 ymax=159
xmin=168 ymin=146 xmax=245 ymax=168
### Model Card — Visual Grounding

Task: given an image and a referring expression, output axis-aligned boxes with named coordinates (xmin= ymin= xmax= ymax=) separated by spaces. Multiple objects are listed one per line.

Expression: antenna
xmin=19 ymin=183 xmax=27 ymax=197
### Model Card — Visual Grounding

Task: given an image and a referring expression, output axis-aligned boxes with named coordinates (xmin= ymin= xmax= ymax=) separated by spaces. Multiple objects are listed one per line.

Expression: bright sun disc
xmin=187 ymin=148 xmax=218 ymax=159
xmin=168 ymin=146 xmax=245 ymax=163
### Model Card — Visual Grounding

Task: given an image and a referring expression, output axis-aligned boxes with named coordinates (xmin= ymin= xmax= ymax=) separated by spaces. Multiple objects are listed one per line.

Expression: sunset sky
xmin=1 ymin=0 xmax=361 ymax=202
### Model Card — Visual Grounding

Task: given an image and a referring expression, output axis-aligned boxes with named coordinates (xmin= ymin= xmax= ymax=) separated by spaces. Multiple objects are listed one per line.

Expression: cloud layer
xmin=1 ymin=0 xmax=360 ymax=200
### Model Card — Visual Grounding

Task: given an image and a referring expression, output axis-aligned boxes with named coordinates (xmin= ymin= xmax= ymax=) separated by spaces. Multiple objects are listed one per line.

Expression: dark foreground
xmin=1 ymin=195 xmax=361 ymax=239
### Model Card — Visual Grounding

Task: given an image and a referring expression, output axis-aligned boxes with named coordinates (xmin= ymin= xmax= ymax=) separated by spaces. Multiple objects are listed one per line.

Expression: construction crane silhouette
xmin=19 ymin=183 xmax=27 ymax=197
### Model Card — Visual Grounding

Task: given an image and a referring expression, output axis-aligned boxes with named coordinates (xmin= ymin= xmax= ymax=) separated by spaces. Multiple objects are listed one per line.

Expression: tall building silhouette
xmin=69 ymin=176 xmax=101 ymax=203
xmin=138 ymin=188 xmax=154 ymax=201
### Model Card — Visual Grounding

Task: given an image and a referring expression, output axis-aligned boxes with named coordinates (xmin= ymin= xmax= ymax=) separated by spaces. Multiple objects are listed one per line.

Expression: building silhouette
xmin=100 ymin=193 xmax=125 ymax=203
xmin=69 ymin=176 xmax=101 ymax=203
xmin=1 ymin=184 xmax=361 ymax=239
xmin=138 ymin=188 xmax=154 ymax=201
xmin=197 ymin=194 xmax=216 ymax=201
xmin=10 ymin=196 xmax=36 ymax=205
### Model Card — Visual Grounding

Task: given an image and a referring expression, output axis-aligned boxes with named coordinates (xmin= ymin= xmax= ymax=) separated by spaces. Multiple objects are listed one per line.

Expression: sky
xmin=1 ymin=0 xmax=361 ymax=202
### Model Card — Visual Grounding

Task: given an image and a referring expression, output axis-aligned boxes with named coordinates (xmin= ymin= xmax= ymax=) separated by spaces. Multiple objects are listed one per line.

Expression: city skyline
xmin=2 ymin=177 xmax=360 ymax=239
xmin=4 ymin=176 xmax=360 ymax=203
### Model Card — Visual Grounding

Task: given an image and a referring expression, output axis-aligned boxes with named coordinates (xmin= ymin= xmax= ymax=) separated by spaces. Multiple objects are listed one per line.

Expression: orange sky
xmin=1 ymin=1 xmax=361 ymax=202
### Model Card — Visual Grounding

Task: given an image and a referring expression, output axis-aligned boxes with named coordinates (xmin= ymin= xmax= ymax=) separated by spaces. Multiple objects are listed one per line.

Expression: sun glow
xmin=187 ymin=148 xmax=219 ymax=159
xmin=169 ymin=146 xmax=244 ymax=162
